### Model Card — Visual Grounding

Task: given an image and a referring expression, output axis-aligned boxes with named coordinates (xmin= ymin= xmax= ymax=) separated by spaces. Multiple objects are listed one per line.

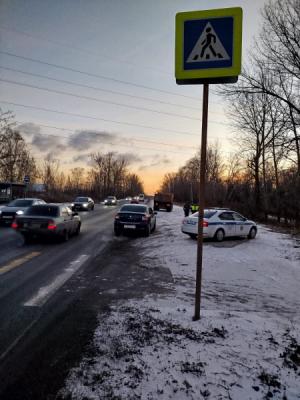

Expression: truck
xmin=154 ymin=192 xmax=174 ymax=212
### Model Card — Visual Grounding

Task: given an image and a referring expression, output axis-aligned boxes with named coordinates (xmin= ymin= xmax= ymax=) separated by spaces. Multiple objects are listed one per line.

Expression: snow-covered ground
xmin=60 ymin=206 xmax=300 ymax=400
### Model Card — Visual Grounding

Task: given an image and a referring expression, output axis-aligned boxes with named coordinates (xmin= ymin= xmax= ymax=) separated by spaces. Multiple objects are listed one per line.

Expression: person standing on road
xmin=183 ymin=201 xmax=190 ymax=217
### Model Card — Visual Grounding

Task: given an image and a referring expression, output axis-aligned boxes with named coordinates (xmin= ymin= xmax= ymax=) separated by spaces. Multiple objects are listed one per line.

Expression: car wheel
xmin=248 ymin=227 xmax=257 ymax=239
xmin=151 ymin=221 xmax=156 ymax=232
xmin=188 ymin=234 xmax=197 ymax=240
xmin=214 ymin=229 xmax=225 ymax=242
xmin=62 ymin=230 xmax=69 ymax=242
xmin=23 ymin=234 xmax=32 ymax=245
xmin=114 ymin=228 xmax=121 ymax=237
xmin=144 ymin=225 xmax=151 ymax=237
xmin=74 ymin=223 xmax=81 ymax=236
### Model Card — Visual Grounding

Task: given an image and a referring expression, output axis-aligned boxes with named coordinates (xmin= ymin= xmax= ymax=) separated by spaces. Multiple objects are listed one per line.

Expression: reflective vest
xmin=191 ymin=204 xmax=199 ymax=212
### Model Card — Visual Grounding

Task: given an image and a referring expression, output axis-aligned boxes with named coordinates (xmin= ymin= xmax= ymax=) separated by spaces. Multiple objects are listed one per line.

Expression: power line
xmin=0 ymin=99 xmax=229 ymax=135
xmin=15 ymin=120 xmax=199 ymax=151
xmin=0 ymin=50 xmax=199 ymax=101
xmin=0 ymin=66 xmax=201 ymax=111
xmin=0 ymin=78 xmax=202 ymax=122
xmin=0 ymin=99 xmax=201 ymax=137
xmin=0 ymin=25 xmax=170 ymax=77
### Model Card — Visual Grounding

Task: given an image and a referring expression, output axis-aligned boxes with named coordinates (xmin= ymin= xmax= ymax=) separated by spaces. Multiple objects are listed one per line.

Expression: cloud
xmin=17 ymin=122 xmax=41 ymax=136
xmin=73 ymin=153 xmax=93 ymax=166
xmin=138 ymin=156 xmax=171 ymax=171
xmin=31 ymin=134 xmax=67 ymax=154
xmin=68 ymin=130 xmax=117 ymax=150
xmin=118 ymin=152 xmax=142 ymax=164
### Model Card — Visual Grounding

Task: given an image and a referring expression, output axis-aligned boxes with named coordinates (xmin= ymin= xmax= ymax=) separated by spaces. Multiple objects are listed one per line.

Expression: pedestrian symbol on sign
xmin=187 ymin=22 xmax=230 ymax=63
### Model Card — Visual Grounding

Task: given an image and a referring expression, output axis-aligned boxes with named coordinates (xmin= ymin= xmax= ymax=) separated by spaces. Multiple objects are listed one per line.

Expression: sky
xmin=0 ymin=0 xmax=265 ymax=193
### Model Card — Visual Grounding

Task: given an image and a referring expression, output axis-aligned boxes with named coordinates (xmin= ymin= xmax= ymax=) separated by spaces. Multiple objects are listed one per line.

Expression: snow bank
xmin=60 ymin=206 xmax=300 ymax=400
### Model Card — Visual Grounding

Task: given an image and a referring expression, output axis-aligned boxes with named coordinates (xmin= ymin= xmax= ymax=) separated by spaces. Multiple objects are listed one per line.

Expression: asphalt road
xmin=0 ymin=200 xmax=172 ymax=399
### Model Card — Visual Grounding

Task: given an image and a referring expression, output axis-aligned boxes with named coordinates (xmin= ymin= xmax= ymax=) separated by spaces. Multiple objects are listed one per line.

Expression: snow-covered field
xmin=60 ymin=206 xmax=300 ymax=400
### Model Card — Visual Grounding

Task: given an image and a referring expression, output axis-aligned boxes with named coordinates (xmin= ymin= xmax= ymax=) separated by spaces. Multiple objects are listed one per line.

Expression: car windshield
xmin=107 ymin=196 xmax=115 ymax=200
xmin=75 ymin=197 xmax=89 ymax=202
xmin=121 ymin=205 xmax=147 ymax=213
xmin=25 ymin=205 xmax=59 ymax=217
xmin=191 ymin=210 xmax=217 ymax=219
xmin=8 ymin=199 xmax=33 ymax=207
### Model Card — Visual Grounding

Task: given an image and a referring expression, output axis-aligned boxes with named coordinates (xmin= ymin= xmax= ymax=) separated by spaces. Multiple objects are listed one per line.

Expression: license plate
xmin=2 ymin=216 xmax=12 ymax=219
xmin=124 ymin=224 xmax=136 ymax=229
xmin=24 ymin=223 xmax=40 ymax=228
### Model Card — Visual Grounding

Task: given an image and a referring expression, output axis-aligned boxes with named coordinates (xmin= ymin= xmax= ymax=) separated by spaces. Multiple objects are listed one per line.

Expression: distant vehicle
xmin=130 ymin=197 xmax=139 ymax=204
xmin=154 ymin=192 xmax=174 ymax=212
xmin=12 ymin=204 xmax=81 ymax=243
xmin=114 ymin=204 xmax=156 ymax=237
xmin=138 ymin=193 xmax=145 ymax=203
xmin=0 ymin=198 xmax=46 ymax=226
xmin=125 ymin=196 xmax=132 ymax=201
xmin=181 ymin=208 xmax=257 ymax=241
xmin=104 ymin=196 xmax=117 ymax=206
xmin=73 ymin=197 xmax=94 ymax=211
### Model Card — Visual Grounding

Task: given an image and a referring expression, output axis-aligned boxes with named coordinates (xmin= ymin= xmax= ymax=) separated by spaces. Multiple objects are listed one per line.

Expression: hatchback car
xmin=181 ymin=208 xmax=257 ymax=241
xmin=73 ymin=196 xmax=94 ymax=211
xmin=114 ymin=204 xmax=156 ymax=237
xmin=0 ymin=198 xmax=46 ymax=226
xmin=12 ymin=203 xmax=81 ymax=243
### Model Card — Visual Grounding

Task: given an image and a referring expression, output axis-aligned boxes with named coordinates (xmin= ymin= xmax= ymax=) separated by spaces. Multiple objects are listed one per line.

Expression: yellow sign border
xmin=175 ymin=7 xmax=243 ymax=82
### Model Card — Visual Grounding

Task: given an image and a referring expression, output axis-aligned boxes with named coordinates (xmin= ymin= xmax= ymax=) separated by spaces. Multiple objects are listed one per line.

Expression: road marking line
xmin=23 ymin=254 xmax=90 ymax=307
xmin=0 ymin=318 xmax=38 ymax=362
xmin=0 ymin=251 xmax=41 ymax=276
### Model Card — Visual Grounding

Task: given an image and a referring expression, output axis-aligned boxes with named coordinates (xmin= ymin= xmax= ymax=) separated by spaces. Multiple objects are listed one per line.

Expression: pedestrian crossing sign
xmin=175 ymin=7 xmax=242 ymax=84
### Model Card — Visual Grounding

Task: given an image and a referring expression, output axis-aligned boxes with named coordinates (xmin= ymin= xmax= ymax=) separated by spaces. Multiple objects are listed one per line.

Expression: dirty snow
xmin=60 ymin=206 xmax=300 ymax=400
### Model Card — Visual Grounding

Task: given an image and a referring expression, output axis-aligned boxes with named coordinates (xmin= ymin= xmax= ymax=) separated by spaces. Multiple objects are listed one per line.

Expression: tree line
xmin=161 ymin=0 xmax=300 ymax=226
xmin=0 ymin=109 xmax=144 ymax=201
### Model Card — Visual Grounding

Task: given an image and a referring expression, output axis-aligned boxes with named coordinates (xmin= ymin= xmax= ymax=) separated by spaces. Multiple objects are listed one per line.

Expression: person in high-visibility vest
xmin=191 ymin=203 xmax=199 ymax=214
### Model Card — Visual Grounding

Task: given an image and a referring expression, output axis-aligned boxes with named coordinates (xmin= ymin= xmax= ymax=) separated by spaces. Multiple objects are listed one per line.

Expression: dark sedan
xmin=114 ymin=204 xmax=156 ymax=237
xmin=73 ymin=197 xmax=94 ymax=211
xmin=12 ymin=204 xmax=81 ymax=243
xmin=0 ymin=198 xmax=46 ymax=226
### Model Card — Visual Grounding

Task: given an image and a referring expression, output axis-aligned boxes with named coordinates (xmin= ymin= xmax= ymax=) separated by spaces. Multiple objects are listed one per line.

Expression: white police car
xmin=181 ymin=208 xmax=257 ymax=241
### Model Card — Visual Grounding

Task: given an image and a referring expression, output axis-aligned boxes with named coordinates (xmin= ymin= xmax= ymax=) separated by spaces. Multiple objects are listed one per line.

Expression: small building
xmin=0 ymin=182 xmax=26 ymax=203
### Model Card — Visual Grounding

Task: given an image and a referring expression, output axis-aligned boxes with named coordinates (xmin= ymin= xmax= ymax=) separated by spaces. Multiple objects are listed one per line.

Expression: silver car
xmin=0 ymin=198 xmax=46 ymax=226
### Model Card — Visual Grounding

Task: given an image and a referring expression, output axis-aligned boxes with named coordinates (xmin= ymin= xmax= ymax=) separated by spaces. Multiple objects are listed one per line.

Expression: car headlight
xmin=16 ymin=210 xmax=24 ymax=215
xmin=112 ymin=200 xmax=116 ymax=203
xmin=104 ymin=200 xmax=107 ymax=203
xmin=83 ymin=203 xmax=88 ymax=207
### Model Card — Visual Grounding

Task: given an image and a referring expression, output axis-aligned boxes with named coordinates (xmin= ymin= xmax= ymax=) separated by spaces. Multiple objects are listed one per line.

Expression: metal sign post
xmin=175 ymin=7 xmax=242 ymax=319
xmin=193 ymin=83 xmax=209 ymax=321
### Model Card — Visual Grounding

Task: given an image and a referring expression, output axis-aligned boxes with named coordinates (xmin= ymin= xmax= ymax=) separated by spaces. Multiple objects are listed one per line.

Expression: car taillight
xmin=11 ymin=220 xmax=18 ymax=229
xmin=47 ymin=221 xmax=57 ymax=230
xmin=203 ymin=220 xmax=208 ymax=227
xmin=142 ymin=215 xmax=150 ymax=221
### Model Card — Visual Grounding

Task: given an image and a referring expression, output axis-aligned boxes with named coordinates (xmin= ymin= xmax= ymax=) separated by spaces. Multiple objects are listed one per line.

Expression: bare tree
xmin=0 ymin=128 xmax=37 ymax=182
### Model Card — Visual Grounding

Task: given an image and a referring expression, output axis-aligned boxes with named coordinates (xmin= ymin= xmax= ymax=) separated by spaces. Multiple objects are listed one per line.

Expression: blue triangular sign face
xmin=187 ymin=22 xmax=230 ymax=63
